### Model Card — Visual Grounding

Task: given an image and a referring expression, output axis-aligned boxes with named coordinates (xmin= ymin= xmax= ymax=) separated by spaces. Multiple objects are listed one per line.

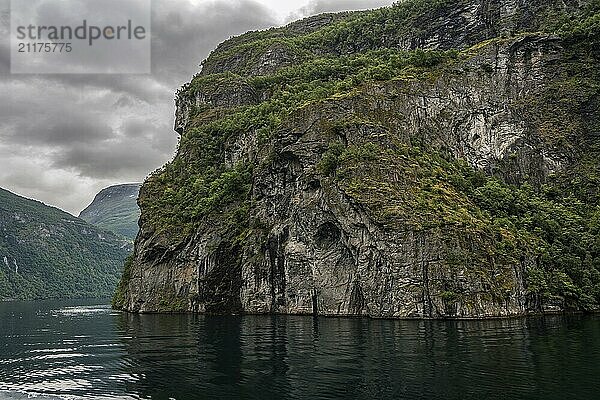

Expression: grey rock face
xmin=123 ymin=30 xmax=580 ymax=318
xmin=359 ymin=34 xmax=566 ymax=185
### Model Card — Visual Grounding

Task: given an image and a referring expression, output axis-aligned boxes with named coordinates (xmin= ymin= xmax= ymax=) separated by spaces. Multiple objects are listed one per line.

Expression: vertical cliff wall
xmin=114 ymin=0 xmax=600 ymax=318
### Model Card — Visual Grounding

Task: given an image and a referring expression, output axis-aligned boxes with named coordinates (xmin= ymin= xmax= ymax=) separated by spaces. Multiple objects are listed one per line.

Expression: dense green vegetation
xmin=147 ymin=48 xmax=457 ymax=240
xmin=201 ymin=0 xmax=600 ymax=76
xmin=200 ymin=0 xmax=457 ymax=75
xmin=79 ymin=184 xmax=141 ymax=240
xmin=0 ymin=188 xmax=129 ymax=300
xmin=122 ymin=0 xmax=600 ymax=311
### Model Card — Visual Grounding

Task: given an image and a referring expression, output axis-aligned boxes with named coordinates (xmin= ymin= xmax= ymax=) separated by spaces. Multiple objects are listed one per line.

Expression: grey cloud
xmin=2 ymin=0 xmax=275 ymax=99
xmin=288 ymin=0 xmax=394 ymax=20
xmin=0 ymin=0 xmax=6 ymax=32
xmin=48 ymin=75 xmax=172 ymax=104
xmin=120 ymin=118 xmax=152 ymax=138
xmin=52 ymin=134 xmax=176 ymax=179
xmin=0 ymin=43 xmax=8 ymax=72
xmin=42 ymin=119 xmax=113 ymax=146
xmin=0 ymin=154 xmax=78 ymax=195
xmin=114 ymin=95 xmax=136 ymax=108
xmin=13 ymin=0 xmax=151 ymax=74
xmin=0 ymin=0 xmax=9 ymax=74
xmin=0 ymin=145 xmax=103 ymax=213
xmin=151 ymin=0 xmax=277 ymax=86
xmin=4 ymin=111 xmax=113 ymax=147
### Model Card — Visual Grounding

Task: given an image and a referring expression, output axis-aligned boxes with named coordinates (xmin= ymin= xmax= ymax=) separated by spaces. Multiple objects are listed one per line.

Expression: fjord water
xmin=1 ymin=300 xmax=599 ymax=400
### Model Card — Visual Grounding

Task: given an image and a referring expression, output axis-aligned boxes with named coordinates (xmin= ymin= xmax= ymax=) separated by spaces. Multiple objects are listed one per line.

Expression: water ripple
xmin=1 ymin=300 xmax=599 ymax=400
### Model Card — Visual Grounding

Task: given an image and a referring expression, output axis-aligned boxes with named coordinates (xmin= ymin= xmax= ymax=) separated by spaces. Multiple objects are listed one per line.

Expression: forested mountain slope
xmin=79 ymin=184 xmax=141 ymax=240
xmin=0 ymin=188 xmax=129 ymax=300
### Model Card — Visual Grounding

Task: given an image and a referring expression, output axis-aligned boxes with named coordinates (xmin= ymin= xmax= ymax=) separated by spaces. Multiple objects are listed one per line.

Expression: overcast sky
xmin=0 ymin=0 xmax=393 ymax=215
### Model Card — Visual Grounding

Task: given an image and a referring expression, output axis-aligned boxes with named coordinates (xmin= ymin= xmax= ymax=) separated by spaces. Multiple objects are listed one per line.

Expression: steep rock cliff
xmin=115 ymin=0 xmax=600 ymax=318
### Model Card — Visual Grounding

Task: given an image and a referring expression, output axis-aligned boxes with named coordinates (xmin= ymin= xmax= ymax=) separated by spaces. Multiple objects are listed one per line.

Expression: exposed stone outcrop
xmin=118 ymin=0 xmax=600 ymax=318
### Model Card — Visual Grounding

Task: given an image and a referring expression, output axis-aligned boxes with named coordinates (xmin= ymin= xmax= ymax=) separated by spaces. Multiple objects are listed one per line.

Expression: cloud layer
xmin=287 ymin=0 xmax=393 ymax=20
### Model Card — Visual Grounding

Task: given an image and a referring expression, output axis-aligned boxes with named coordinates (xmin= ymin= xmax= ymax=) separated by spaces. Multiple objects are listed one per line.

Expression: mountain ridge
xmin=79 ymin=183 xmax=141 ymax=240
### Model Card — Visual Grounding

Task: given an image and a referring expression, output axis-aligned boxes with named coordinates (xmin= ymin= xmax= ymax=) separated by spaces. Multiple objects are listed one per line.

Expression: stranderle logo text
xmin=16 ymin=20 xmax=147 ymax=46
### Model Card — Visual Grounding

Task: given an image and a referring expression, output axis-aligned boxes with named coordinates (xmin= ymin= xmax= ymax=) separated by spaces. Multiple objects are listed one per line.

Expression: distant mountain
xmin=79 ymin=184 xmax=141 ymax=240
xmin=0 ymin=187 xmax=130 ymax=300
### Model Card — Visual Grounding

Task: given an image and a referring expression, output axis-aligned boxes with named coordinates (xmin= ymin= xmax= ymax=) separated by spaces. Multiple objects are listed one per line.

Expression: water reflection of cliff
xmin=115 ymin=313 xmax=600 ymax=400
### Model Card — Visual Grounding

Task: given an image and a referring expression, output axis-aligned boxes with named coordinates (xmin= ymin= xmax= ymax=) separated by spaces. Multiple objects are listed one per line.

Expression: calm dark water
xmin=0 ymin=300 xmax=599 ymax=400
